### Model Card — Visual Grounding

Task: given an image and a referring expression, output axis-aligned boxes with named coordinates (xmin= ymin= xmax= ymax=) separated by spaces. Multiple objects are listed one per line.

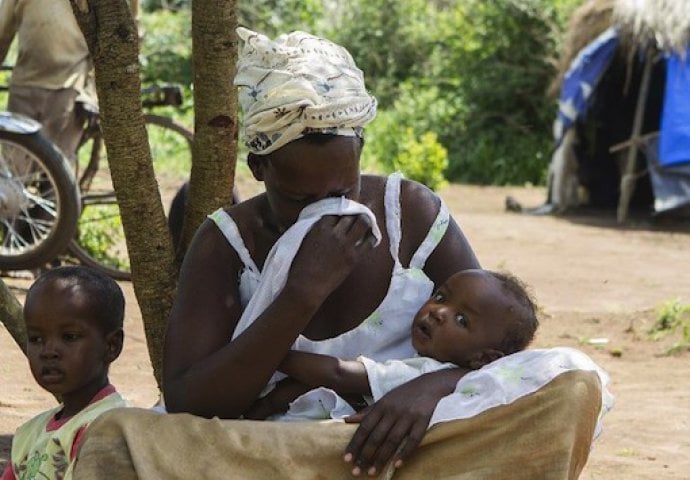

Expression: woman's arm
xmin=344 ymin=368 xmax=469 ymax=475
xmin=163 ymin=209 xmax=376 ymax=419
xmin=399 ymin=179 xmax=480 ymax=284
xmin=279 ymin=350 xmax=371 ymax=395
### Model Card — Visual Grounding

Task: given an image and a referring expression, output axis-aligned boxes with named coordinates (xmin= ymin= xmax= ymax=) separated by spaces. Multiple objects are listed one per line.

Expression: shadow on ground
xmin=506 ymin=196 xmax=690 ymax=234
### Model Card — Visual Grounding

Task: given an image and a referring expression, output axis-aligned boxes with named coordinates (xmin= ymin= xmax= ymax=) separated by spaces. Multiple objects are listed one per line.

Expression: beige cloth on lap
xmin=72 ymin=370 xmax=601 ymax=480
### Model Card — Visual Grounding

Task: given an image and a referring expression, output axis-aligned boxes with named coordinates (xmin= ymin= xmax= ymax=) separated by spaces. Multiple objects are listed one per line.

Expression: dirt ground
xmin=1 ymin=181 xmax=689 ymax=479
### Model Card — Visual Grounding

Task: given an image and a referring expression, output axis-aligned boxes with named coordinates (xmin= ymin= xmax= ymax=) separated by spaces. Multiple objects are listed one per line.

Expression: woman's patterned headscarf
xmin=234 ymin=27 xmax=378 ymax=155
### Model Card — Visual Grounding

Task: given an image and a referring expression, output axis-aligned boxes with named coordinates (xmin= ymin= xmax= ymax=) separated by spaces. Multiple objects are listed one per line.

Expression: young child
xmin=1 ymin=266 xmax=128 ymax=480
xmin=245 ymin=268 xmax=538 ymax=419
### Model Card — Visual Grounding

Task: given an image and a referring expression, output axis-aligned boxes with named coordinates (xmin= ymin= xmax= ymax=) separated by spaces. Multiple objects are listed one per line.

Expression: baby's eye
xmin=63 ymin=332 xmax=81 ymax=342
xmin=432 ymin=292 xmax=445 ymax=302
xmin=28 ymin=335 xmax=42 ymax=344
xmin=455 ymin=314 xmax=467 ymax=327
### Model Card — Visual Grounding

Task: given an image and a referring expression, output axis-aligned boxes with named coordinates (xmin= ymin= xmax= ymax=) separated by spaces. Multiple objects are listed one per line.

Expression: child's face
xmin=24 ymin=280 xmax=119 ymax=411
xmin=411 ymin=269 xmax=513 ymax=367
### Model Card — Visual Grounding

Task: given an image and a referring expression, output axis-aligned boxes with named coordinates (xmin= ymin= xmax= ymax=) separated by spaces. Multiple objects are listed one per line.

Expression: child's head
xmin=411 ymin=269 xmax=538 ymax=369
xmin=23 ymin=266 xmax=125 ymax=408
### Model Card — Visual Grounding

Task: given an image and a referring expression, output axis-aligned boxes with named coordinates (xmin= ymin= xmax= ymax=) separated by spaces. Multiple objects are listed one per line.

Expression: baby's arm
xmin=244 ymin=377 xmax=311 ymax=420
xmin=279 ymin=350 xmax=371 ymax=395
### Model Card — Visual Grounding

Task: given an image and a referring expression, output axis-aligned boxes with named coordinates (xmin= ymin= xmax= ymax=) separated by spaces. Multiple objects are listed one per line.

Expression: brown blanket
xmin=72 ymin=370 xmax=601 ymax=480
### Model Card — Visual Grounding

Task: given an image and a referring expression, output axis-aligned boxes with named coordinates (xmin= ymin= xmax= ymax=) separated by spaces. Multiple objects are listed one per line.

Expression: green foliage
xmin=136 ymin=0 xmax=580 ymax=186
xmin=238 ymin=0 xmax=325 ymax=39
xmin=394 ymin=129 xmax=448 ymax=190
xmin=327 ymin=0 xmax=565 ymax=185
xmin=139 ymin=9 xmax=192 ymax=87
xmin=141 ymin=0 xmax=189 ymax=12
xmin=430 ymin=0 xmax=560 ymax=184
xmin=648 ymin=299 xmax=690 ymax=355
xmin=447 ymin=128 xmax=550 ymax=185
xmin=327 ymin=0 xmax=441 ymax=106
xmin=77 ymin=206 xmax=129 ymax=271
xmin=361 ymin=83 xmax=451 ymax=190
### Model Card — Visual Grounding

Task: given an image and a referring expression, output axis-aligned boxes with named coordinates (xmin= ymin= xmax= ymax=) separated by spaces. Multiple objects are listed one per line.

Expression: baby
xmin=246 ymin=268 xmax=538 ymax=419
xmin=1 ymin=266 xmax=128 ymax=480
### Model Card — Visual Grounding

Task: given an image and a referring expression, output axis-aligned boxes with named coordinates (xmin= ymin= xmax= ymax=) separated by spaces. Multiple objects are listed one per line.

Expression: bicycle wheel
xmin=68 ymin=114 xmax=193 ymax=281
xmin=0 ymin=130 xmax=80 ymax=270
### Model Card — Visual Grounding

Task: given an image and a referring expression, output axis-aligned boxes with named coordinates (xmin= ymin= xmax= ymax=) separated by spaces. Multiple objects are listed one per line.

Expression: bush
xmin=139 ymin=9 xmax=192 ymax=87
xmin=141 ymin=0 xmax=189 ymax=12
xmin=327 ymin=0 xmax=442 ymax=107
xmin=361 ymin=83 xmax=455 ymax=190
xmin=135 ymin=0 xmax=577 ymax=187
xmin=394 ymin=129 xmax=448 ymax=191
xmin=337 ymin=0 xmax=565 ymax=186
xmin=431 ymin=0 xmax=560 ymax=185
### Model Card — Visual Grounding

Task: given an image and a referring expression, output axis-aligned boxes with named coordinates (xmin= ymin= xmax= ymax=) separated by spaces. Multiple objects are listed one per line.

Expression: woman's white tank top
xmin=209 ymin=173 xmax=450 ymax=363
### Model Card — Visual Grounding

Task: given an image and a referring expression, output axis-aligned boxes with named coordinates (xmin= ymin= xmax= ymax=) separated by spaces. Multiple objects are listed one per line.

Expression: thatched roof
xmin=550 ymin=0 xmax=690 ymax=96
xmin=549 ymin=0 xmax=616 ymax=96
xmin=614 ymin=0 xmax=690 ymax=54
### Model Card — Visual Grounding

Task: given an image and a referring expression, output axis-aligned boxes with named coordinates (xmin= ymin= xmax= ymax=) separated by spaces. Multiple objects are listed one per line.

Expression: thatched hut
xmin=545 ymin=0 xmax=690 ymax=220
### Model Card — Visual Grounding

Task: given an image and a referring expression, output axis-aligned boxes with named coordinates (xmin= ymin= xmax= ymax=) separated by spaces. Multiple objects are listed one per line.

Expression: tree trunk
xmin=70 ymin=0 xmax=177 ymax=389
xmin=180 ymin=0 xmax=238 ymax=256
xmin=0 ymin=278 xmax=26 ymax=355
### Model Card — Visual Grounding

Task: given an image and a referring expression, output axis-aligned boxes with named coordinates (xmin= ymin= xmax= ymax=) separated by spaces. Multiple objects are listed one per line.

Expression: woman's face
xmin=251 ymin=136 xmax=362 ymax=232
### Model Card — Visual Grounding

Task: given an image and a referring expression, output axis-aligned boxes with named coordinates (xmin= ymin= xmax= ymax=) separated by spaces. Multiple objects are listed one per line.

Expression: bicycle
xmin=0 ymin=65 xmax=81 ymax=271
xmin=1 ymin=66 xmax=238 ymax=281
xmin=70 ymin=84 xmax=195 ymax=280
xmin=0 ymin=111 xmax=81 ymax=271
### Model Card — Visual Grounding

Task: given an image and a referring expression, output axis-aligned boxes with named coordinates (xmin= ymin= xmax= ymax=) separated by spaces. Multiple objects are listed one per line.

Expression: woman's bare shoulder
xmin=400 ymin=178 xmax=442 ymax=227
xmin=361 ymin=174 xmax=439 ymax=217
xmin=397 ymin=179 xmax=440 ymax=261
xmin=216 ymin=193 xmax=269 ymax=242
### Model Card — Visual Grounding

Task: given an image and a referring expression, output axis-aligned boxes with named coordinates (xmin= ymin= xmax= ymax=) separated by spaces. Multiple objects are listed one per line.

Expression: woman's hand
xmin=287 ymin=214 xmax=376 ymax=301
xmin=342 ymin=368 xmax=466 ymax=476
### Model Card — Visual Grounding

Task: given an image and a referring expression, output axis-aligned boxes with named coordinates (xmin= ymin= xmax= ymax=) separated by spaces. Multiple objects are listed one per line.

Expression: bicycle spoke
xmin=0 ymin=220 xmax=31 ymax=253
xmin=23 ymin=191 xmax=58 ymax=216
xmin=18 ymin=211 xmax=54 ymax=237
xmin=0 ymin=130 xmax=80 ymax=269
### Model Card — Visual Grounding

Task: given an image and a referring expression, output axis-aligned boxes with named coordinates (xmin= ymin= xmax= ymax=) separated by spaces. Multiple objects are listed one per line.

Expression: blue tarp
xmin=554 ymin=28 xmax=619 ymax=145
xmin=644 ymin=136 xmax=690 ymax=212
xmin=659 ymin=52 xmax=690 ymax=166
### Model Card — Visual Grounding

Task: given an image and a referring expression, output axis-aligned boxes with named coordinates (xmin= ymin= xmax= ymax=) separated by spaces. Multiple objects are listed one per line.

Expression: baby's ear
xmin=105 ymin=328 xmax=124 ymax=362
xmin=468 ymin=349 xmax=504 ymax=370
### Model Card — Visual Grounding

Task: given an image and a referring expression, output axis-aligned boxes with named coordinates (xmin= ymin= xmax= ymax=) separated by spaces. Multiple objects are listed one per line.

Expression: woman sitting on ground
xmin=72 ymin=27 xmax=612 ymax=480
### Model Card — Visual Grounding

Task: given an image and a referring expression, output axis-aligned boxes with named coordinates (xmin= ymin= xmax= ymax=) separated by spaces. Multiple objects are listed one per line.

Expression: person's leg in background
xmin=8 ymin=85 xmax=83 ymax=165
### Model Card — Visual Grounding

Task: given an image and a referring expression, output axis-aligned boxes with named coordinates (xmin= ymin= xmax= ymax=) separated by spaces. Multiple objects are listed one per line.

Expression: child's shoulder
xmin=15 ymin=406 xmax=62 ymax=437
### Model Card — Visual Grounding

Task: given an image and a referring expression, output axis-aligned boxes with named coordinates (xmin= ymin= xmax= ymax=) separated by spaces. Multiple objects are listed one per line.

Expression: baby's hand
xmin=244 ymin=377 xmax=310 ymax=420
xmin=243 ymin=396 xmax=276 ymax=420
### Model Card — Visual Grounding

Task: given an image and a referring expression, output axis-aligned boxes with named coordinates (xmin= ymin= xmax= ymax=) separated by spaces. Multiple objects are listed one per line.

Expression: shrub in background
xmin=139 ymin=9 xmax=192 ymax=88
xmin=362 ymin=83 xmax=454 ymax=191
xmin=431 ymin=0 xmax=560 ymax=185
xmin=394 ymin=129 xmax=448 ymax=191
xmin=136 ymin=0 xmax=580 ymax=187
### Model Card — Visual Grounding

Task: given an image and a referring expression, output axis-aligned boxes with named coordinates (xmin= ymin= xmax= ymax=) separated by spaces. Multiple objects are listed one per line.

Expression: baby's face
xmin=24 ymin=280 xmax=112 ymax=404
xmin=411 ymin=269 xmax=512 ymax=366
